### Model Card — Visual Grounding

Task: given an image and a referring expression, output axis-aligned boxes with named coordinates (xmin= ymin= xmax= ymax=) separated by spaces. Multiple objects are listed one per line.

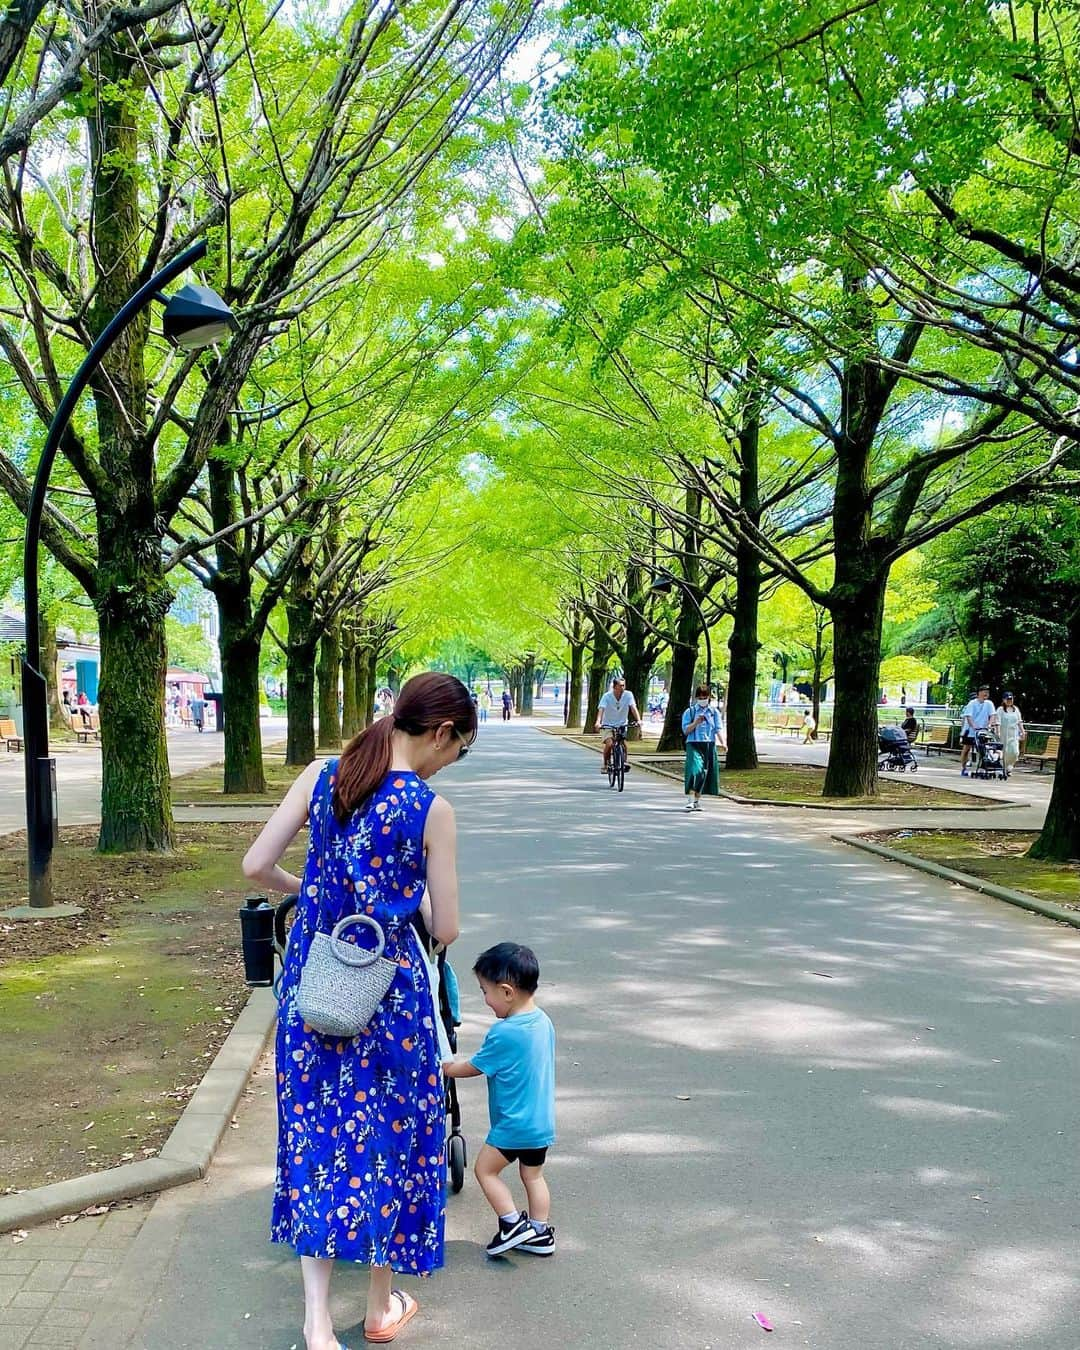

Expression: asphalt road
xmin=86 ymin=721 xmax=1080 ymax=1349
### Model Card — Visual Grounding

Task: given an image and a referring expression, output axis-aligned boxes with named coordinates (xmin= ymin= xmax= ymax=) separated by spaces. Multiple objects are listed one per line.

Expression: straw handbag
xmin=296 ymin=913 xmax=399 ymax=1038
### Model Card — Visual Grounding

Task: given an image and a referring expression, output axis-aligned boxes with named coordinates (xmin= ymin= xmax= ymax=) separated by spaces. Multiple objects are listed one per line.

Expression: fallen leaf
xmin=675 ymin=1094 xmax=692 ymax=1101
xmin=752 ymin=1312 xmax=774 ymax=1332
xmin=82 ymin=1121 xmax=95 ymax=1131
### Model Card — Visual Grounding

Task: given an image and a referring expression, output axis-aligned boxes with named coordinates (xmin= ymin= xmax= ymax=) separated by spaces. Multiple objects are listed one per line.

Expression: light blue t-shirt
xmin=470 ymin=1008 xmax=556 ymax=1151
xmin=682 ymin=704 xmax=723 ymax=743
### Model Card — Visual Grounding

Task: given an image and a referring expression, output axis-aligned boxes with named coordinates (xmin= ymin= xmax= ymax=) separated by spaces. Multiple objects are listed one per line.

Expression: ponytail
xmin=333 ymin=716 xmax=394 ymax=822
xmin=331 ymin=671 xmax=477 ymax=822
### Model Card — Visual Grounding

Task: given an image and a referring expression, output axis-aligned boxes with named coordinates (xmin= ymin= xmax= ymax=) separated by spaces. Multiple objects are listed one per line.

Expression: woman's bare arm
xmin=423 ymin=795 xmax=460 ymax=946
xmin=242 ymin=760 xmax=324 ymax=894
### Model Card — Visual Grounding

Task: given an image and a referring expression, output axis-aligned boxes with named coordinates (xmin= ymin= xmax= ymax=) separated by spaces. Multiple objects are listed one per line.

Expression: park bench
xmin=1025 ymin=733 xmax=1059 ymax=772
xmin=916 ymin=725 xmax=953 ymax=756
xmin=73 ymin=711 xmax=100 ymax=744
xmin=1 ymin=718 xmax=22 ymax=752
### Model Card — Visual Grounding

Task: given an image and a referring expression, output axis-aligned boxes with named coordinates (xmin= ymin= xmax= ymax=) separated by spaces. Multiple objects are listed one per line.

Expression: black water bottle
xmin=239 ymin=893 xmax=275 ymax=986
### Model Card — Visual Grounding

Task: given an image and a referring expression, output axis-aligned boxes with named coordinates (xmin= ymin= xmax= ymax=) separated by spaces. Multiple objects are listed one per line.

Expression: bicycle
xmin=606 ymin=724 xmax=628 ymax=792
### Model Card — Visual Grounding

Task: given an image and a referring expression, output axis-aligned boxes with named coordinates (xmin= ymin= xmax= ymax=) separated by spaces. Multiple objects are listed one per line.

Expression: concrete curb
xmin=836 ymin=834 xmax=1080 ymax=930
xmin=0 ymin=987 xmax=277 ymax=1233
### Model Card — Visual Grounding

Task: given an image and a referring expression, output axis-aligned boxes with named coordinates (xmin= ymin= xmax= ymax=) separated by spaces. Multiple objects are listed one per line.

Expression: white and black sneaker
xmin=517 ymin=1222 xmax=556 ymax=1256
xmin=485 ymin=1212 xmax=532 ymax=1257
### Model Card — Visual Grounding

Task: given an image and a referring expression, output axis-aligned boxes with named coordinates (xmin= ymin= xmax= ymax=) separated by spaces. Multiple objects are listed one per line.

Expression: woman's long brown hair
xmin=332 ymin=672 xmax=477 ymax=821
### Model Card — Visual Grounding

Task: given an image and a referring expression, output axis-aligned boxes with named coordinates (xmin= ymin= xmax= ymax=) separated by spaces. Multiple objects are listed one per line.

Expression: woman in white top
xmin=996 ymin=691 xmax=1025 ymax=771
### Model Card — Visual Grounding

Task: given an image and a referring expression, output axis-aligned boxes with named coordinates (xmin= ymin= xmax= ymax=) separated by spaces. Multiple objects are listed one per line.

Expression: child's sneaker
xmin=485 ymin=1212 xmax=532 ymax=1257
xmin=517 ymin=1222 xmax=556 ymax=1256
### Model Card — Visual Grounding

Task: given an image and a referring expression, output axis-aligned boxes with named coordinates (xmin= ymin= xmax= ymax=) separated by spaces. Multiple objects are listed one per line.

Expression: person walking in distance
xmin=594 ymin=676 xmax=643 ymax=774
xmin=681 ymin=684 xmax=725 ymax=811
xmin=479 ymin=688 xmax=491 ymax=723
xmin=959 ymin=684 xmax=997 ymax=777
xmin=242 ymin=672 xmax=475 ymax=1348
xmin=444 ymin=943 xmax=557 ymax=1258
xmin=996 ymin=691 xmax=1026 ymax=773
xmin=189 ymin=693 xmax=206 ymax=733
xmin=501 ymin=689 xmax=513 ymax=721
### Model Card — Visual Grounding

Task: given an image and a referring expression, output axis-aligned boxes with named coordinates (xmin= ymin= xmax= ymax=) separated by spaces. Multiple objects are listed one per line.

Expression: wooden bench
xmin=0 ymin=718 xmax=21 ymax=752
xmin=916 ymin=724 xmax=953 ymax=756
xmin=1025 ymin=733 xmax=1059 ymax=772
xmin=72 ymin=711 xmax=100 ymax=743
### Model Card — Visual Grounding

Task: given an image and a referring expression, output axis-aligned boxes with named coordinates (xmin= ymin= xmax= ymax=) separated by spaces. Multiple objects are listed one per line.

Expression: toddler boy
xmin=444 ymin=942 xmax=556 ymax=1256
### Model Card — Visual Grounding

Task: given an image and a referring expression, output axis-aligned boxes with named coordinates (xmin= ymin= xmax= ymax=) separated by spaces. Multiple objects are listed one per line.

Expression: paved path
xmin=5 ymin=721 xmax=1079 ymax=1349
xmin=0 ymin=720 xmax=288 ymax=836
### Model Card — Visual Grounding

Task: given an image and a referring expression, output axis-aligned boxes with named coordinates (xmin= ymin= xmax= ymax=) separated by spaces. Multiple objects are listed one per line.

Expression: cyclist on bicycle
xmin=595 ymin=676 xmax=643 ymax=773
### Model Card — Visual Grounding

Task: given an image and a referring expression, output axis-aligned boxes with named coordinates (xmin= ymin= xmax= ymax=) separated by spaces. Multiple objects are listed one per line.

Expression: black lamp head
xmin=162 ymin=283 xmax=236 ymax=350
xmin=649 ymin=572 xmax=676 ymax=594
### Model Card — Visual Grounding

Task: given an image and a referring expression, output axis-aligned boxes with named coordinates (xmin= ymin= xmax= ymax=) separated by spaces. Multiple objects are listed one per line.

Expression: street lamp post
xmin=22 ymin=240 xmax=236 ymax=909
xmin=649 ymin=571 xmax=712 ymax=693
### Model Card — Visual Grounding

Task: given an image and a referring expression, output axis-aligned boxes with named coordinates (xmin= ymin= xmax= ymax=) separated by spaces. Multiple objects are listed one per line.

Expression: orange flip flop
xmin=364 ymin=1290 xmax=418 ymax=1343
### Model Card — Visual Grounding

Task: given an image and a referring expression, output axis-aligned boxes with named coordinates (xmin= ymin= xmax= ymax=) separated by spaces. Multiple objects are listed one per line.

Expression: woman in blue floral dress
xmin=244 ymin=673 xmax=475 ymax=1348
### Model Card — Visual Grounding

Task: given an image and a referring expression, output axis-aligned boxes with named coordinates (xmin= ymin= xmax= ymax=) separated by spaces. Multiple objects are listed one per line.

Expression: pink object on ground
xmin=752 ymin=1312 xmax=774 ymax=1331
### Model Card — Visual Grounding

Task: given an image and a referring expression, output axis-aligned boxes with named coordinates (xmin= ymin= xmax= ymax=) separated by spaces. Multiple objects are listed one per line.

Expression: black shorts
xmin=493 ymin=1145 xmax=548 ymax=1167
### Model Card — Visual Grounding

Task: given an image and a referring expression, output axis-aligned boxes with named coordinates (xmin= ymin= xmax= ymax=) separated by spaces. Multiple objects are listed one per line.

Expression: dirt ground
xmin=0 ymin=824 xmax=303 ymax=1191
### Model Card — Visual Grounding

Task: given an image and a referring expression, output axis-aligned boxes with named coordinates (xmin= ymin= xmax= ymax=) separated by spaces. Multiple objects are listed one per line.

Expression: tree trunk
xmin=585 ymin=625 xmax=611 ymax=731
xmin=286 ymin=641 xmax=317 ymax=765
xmin=621 ymin=651 xmax=652 ymax=740
xmin=521 ymin=654 xmax=536 ymax=715
xmin=566 ymin=632 xmax=584 ymax=729
xmin=810 ymin=618 xmax=827 ymax=739
xmin=356 ymin=646 xmax=372 ymax=727
xmin=657 ymin=586 xmax=701 ymax=752
xmin=207 ymin=458 xmax=266 ymax=794
xmin=317 ymin=622 xmax=341 ymax=750
xmin=218 ymin=619 xmax=265 ymax=795
xmin=341 ymin=634 xmax=359 ymax=740
xmin=91 ymin=48 xmax=173 ymax=852
xmin=725 ymin=388 xmax=762 ymax=770
xmin=725 ymin=540 xmax=761 ymax=769
xmin=43 ymin=614 xmax=65 ymax=731
xmin=621 ymin=561 xmax=652 ymax=737
xmin=1028 ymin=598 xmax=1080 ymax=860
xmin=366 ymin=650 xmax=378 ymax=725
xmin=284 ymin=521 xmax=317 ymax=765
xmin=96 ymin=575 xmax=173 ymax=853
xmin=823 ymin=577 xmax=888 ymax=797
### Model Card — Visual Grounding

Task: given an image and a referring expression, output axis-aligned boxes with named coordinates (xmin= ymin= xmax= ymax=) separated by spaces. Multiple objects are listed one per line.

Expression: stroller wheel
xmin=910 ymin=761 xmax=918 ymax=772
xmin=449 ymin=1131 xmax=467 ymax=1194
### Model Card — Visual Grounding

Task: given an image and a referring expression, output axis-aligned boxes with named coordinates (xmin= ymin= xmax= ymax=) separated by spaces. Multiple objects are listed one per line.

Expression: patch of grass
xmin=171 ymin=754 xmax=305 ymax=803
xmin=0 ymin=824 xmax=303 ymax=1191
xmin=640 ymin=759 xmax=989 ymax=807
xmin=868 ymin=830 xmax=1080 ymax=909
xmin=723 ymin=764 xmax=989 ymax=806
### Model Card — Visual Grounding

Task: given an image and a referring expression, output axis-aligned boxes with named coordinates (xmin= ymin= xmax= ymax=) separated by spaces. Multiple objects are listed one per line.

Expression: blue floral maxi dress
xmin=272 ymin=762 xmax=446 ymax=1274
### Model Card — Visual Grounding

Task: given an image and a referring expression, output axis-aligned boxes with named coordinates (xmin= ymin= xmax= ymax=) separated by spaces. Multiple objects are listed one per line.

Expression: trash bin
xmin=205 ymin=690 xmax=224 ymax=733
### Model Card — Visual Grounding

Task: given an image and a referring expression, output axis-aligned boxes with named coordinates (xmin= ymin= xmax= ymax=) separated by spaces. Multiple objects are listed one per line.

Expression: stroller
xmin=252 ymin=897 xmax=469 ymax=1195
xmin=971 ymin=727 xmax=1009 ymax=780
xmin=878 ymin=724 xmax=919 ymax=773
